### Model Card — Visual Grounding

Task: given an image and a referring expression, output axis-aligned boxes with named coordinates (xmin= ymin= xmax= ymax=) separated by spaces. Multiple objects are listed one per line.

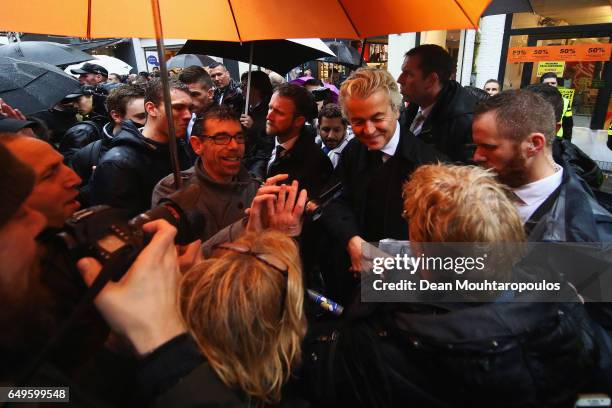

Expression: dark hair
xmin=274 ymin=84 xmax=316 ymax=121
xmin=484 ymin=79 xmax=500 ymax=87
xmin=525 ymin=83 xmax=563 ymax=123
xmin=180 ymin=66 xmax=213 ymax=90
xmin=145 ymin=77 xmax=189 ymax=106
xmin=303 ymin=79 xmax=323 ymax=87
xmin=208 ymin=62 xmax=225 ymax=71
xmin=318 ymin=103 xmax=347 ymax=126
xmin=192 ymin=105 xmax=240 ymax=136
xmin=405 ymin=44 xmax=454 ymax=85
xmin=540 ymin=72 xmax=558 ymax=82
xmin=240 ymin=71 xmax=273 ymax=98
xmin=106 ymin=84 xmax=146 ymax=116
xmin=474 ymin=89 xmax=556 ymax=145
xmin=464 ymin=86 xmax=490 ymax=103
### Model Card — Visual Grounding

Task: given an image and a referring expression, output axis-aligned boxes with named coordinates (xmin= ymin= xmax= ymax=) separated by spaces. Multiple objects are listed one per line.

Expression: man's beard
xmin=0 ymin=260 xmax=57 ymax=381
xmin=497 ymin=147 xmax=530 ymax=188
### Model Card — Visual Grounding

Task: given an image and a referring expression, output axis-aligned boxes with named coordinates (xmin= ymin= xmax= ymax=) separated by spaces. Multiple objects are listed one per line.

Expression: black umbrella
xmin=167 ymin=54 xmax=216 ymax=69
xmin=0 ymin=41 xmax=93 ymax=68
xmin=0 ymin=57 xmax=80 ymax=114
xmin=320 ymin=41 xmax=364 ymax=68
xmin=178 ymin=39 xmax=335 ymax=76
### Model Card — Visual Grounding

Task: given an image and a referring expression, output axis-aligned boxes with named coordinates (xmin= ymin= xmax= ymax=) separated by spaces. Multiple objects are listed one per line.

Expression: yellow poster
xmin=537 ymin=61 xmax=565 ymax=77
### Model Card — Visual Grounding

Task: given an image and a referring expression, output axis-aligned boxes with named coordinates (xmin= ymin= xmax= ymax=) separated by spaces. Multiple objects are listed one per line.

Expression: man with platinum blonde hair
xmin=322 ymin=67 xmax=446 ymax=278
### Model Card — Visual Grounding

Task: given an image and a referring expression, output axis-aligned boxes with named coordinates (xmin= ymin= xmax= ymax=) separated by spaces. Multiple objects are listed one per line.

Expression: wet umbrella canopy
xmin=167 ymin=54 xmax=217 ymax=69
xmin=320 ymin=41 xmax=363 ymax=67
xmin=0 ymin=57 xmax=80 ymax=114
xmin=0 ymin=41 xmax=94 ymax=68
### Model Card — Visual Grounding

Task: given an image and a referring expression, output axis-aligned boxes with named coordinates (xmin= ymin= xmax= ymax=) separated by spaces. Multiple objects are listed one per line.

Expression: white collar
xmin=378 ymin=121 xmax=401 ymax=157
xmin=274 ymin=134 xmax=299 ymax=151
xmin=418 ymin=103 xmax=435 ymax=119
xmin=513 ymin=166 xmax=563 ymax=206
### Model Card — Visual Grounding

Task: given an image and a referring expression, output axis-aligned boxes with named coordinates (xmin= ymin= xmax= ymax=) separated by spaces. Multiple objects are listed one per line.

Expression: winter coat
xmin=89 ymin=124 xmax=191 ymax=217
xmin=401 ymin=80 xmax=478 ymax=163
xmin=324 ymin=298 xmax=597 ymax=408
xmin=214 ymin=79 xmax=244 ymax=114
xmin=152 ymin=159 xmax=259 ymax=242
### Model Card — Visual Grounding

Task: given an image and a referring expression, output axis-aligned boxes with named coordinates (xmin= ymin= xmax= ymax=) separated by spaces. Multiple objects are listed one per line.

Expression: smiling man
xmin=152 ymin=105 xmax=259 ymax=241
xmin=90 ymin=78 xmax=193 ymax=216
xmin=322 ymin=67 xmax=446 ymax=273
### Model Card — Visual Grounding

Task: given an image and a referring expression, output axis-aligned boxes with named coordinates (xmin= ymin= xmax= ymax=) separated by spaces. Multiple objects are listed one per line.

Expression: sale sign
xmin=508 ymin=44 xmax=611 ymax=63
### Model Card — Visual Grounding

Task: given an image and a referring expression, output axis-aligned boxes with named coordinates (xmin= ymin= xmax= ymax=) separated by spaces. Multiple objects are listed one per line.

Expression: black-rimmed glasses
xmin=198 ymin=132 xmax=246 ymax=145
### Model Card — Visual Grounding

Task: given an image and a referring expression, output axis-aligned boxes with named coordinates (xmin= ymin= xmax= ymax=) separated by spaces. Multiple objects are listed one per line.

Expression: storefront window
xmin=504 ymin=36 xmax=610 ymax=127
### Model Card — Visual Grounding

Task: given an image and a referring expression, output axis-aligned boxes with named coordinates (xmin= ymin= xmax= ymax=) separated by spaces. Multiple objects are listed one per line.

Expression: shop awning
xmin=482 ymin=0 xmax=534 ymax=16
xmin=73 ymin=38 xmax=127 ymax=51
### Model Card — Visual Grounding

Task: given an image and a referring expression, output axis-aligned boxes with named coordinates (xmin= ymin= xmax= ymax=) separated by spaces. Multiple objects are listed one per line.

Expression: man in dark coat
xmin=398 ymin=44 xmax=478 ymax=163
xmin=264 ymin=83 xmax=332 ymax=198
xmin=322 ymin=68 xmax=446 ymax=275
xmin=70 ymin=84 xmax=146 ymax=206
xmin=210 ymin=62 xmax=244 ymax=114
xmin=90 ymin=78 xmax=192 ymax=217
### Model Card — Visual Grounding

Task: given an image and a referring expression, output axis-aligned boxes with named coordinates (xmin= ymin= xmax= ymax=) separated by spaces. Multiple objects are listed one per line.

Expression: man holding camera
xmin=0 ymin=123 xmax=243 ymax=406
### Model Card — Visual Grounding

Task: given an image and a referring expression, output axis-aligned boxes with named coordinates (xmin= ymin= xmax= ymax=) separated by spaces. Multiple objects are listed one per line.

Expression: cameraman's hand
xmin=77 ymin=220 xmax=186 ymax=356
xmin=347 ymin=235 xmax=366 ymax=274
xmin=240 ymin=114 xmax=254 ymax=129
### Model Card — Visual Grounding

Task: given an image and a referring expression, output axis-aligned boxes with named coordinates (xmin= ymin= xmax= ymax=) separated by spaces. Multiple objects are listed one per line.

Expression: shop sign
xmin=536 ymin=61 xmax=565 ymax=77
xmin=508 ymin=44 xmax=612 ymax=63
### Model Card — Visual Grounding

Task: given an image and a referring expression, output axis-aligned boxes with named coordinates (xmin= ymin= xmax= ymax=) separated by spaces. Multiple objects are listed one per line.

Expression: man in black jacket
xmin=210 ymin=62 xmax=244 ymax=114
xmin=398 ymin=44 xmax=478 ymax=163
xmin=90 ymin=78 xmax=192 ymax=216
xmin=322 ymin=68 xmax=446 ymax=275
xmin=264 ymin=83 xmax=332 ymax=197
xmin=71 ymin=84 xmax=146 ymax=206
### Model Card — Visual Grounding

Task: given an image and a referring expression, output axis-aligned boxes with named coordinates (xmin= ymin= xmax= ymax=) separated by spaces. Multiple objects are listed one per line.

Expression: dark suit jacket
xmin=267 ymin=127 xmax=333 ymax=198
xmin=322 ymin=124 xmax=447 ymax=247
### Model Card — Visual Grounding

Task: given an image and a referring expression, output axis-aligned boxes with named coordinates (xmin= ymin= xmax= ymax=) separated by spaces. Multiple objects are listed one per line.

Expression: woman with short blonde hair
xmin=180 ymin=230 xmax=306 ymax=405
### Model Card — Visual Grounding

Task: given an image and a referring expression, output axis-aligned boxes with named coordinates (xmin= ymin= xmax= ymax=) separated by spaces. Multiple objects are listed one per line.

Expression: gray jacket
xmin=152 ymin=158 xmax=259 ymax=242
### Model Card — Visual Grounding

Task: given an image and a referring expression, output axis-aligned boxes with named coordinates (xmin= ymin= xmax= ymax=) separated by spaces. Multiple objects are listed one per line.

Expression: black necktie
xmin=269 ymin=145 xmax=286 ymax=172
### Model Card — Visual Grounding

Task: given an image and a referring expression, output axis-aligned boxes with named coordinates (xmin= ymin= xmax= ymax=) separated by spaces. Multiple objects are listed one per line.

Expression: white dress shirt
xmin=513 ymin=166 xmax=564 ymax=223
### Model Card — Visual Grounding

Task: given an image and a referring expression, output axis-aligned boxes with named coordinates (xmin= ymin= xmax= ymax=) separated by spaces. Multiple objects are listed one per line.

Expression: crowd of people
xmin=1 ymin=42 xmax=611 ymax=407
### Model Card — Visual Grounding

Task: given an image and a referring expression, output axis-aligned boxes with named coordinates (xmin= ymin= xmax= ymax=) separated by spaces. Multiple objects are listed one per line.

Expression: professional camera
xmin=55 ymin=184 xmax=204 ymax=281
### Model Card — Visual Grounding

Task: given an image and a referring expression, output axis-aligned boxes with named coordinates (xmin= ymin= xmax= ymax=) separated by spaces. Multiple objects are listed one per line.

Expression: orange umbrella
xmin=1 ymin=0 xmax=491 ymax=41
xmin=0 ymin=0 xmax=491 ymax=186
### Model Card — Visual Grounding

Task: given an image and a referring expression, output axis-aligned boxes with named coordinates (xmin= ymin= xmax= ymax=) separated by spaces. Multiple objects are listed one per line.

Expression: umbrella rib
xmin=336 ymin=0 xmax=361 ymax=38
xmin=453 ymin=0 xmax=477 ymax=29
xmin=227 ymin=0 xmax=242 ymax=43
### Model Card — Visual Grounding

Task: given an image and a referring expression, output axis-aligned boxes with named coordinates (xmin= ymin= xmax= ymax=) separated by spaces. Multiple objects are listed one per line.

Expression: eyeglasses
xmin=199 ymin=132 xmax=246 ymax=145
xmin=213 ymin=243 xmax=288 ymax=275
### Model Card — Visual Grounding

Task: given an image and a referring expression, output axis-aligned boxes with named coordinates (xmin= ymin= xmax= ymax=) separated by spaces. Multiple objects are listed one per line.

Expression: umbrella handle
xmin=151 ymin=0 xmax=182 ymax=190
xmin=244 ymin=42 xmax=253 ymax=116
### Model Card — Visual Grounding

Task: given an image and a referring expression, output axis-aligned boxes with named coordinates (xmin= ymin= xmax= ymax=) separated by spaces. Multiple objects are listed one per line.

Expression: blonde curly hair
xmin=179 ymin=230 xmax=306 ymax=405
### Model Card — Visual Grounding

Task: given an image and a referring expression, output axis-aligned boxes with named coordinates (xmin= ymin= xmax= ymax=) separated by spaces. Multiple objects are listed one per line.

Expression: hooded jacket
xmin=152 ymin=158 xmax=259 ymax=242
xmin=402 ymin=80 xmax=478 ymax=163
xmin=90 ymin=124 xmax=191 ymax=217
